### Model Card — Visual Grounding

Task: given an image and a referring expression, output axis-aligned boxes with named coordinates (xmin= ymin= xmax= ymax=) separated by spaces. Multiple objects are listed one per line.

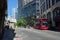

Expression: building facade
xmin=21 ymin=0 xmax=40 ymax=18
xmin=40 ymin=0 xmax=60 ymax=28
xmin=18 ymin=0 xmax=34 ymax=19
xmin=24 ymin=0 xmax=33 ymax=5
xmin=15 ymin=8 xmax=19 ymax=20
xmin=18 ymin=0 xmax=24 ymax=19
xmin=12 ymin=8 xmax=16 ymax=19
xmin=11 ymin=8 xmax=19 ymax=20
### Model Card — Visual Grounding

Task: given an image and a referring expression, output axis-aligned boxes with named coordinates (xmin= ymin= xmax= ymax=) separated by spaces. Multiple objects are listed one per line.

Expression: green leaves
xmin=16 ymin=18 xmax=27 ymax=26
xmin=26 ymin=16 xmax=34 ymax=27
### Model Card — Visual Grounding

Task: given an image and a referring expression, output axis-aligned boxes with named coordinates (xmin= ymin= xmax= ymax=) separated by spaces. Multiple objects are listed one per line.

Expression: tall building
xmin=11 ymin=8 xmax=16 ymax=19
xmin=11 ymin=8 xmax=19 ymax=20
xmin=40 ymin=0 xmax=60 ymax=28
xmin=18 ymin=0 xmax=24 ymax=18
xmin=18 ymin=0 xmax=34 ymax=19
xmin=20 ymin=0 xmax=40 ymax=18
xmin=15 ymin=8 xmax=19 ymax=20
xmin=24 ymin=0 xmax=33 ymax=5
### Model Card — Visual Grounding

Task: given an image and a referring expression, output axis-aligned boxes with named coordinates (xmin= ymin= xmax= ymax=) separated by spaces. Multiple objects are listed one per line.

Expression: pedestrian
xmin=5 ymin=23 xmax=9 ymax=29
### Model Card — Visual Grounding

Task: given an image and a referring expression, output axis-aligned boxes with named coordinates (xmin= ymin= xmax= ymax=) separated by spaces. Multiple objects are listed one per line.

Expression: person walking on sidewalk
xmin=5 ymin=23 xmax=9 ymax=29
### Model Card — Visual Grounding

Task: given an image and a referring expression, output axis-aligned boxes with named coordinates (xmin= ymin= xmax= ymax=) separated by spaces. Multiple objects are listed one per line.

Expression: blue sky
xmin=8 ymin=0 xmax=18 ymax=17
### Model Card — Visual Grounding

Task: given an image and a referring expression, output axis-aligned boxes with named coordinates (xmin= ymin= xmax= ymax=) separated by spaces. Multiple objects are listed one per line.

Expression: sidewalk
xmin=13 ymin=34 xmax=20 ymax=40
xmin=2 ymin=28 xmax=15 ymax=40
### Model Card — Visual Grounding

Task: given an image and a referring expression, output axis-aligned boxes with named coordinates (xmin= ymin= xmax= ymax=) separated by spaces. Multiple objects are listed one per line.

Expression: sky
xmin=8 ymin=0 xmax=18 ymax=17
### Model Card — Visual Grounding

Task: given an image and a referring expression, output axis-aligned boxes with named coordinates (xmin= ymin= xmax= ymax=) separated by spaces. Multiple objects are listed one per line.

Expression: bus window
xmin=42 ymin=22 xmax=47 ymax=27
xmin=34 ymin=20 xmax=40 ymax=25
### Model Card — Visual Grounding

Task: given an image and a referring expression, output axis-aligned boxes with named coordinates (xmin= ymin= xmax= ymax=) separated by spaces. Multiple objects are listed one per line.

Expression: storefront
xmin=53 ymin=7 xmax=60 ymax=30
xmin=47 ymin=12 xmax=52 ymax=29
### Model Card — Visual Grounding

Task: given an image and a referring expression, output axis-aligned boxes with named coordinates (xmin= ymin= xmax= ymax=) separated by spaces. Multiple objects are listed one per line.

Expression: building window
xmin=53 ymin=10 xmax=57 ymax=18
xmin=43 ymin=3 xmax=45 ymax=12
xmin=46 ymin=0 xmax=48 ymax=10
xmin=55 ymin=8 xmax=60 ymax=16
xmin=59 ymin=9 xmax=60 ymax=16
xmin=40 ymin=0 xmax=44 ymax=4
xmin=36 ymin=3 xmax=39 ymax=6
xmin=56 ymin=0 xmax=60 ymax=3
xmin=56 ymin=10 xmax=58 ymax=16
xmin=52 ymin=0 xmax=55 ymax=5
xmin=41 ymin=8 xmax=42 ymax=14
xmin=53 ymin=7 xmax=60 ymax=18
xmin=48 ymin=0 xmax=51 ymax=8
xmin=54 ymin=11 xmax=57 ymax=17
xmin=56 ymin=10 xmax=60 ymax=16
xmin=42 ymin=5 xmax=44 ymax=13
xmin=46 ymin=0 xmax=51 ymax=9
xmin=37 ymin=0 xmax=39 ymax=1
xmin=32 ymin=2 xmax=36 ymax=6
xmin=37 ymin=10 xmax=39 ymax=12
xmin=43 ymin=15 xmax=46 ymax=18
xmin=47 ymin=12 xmax=51 ymax=21
xmin=40 ymin=6 xmax=43 ymax=14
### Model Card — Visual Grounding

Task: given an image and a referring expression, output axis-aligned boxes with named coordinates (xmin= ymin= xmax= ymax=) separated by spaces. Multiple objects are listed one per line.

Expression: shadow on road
xmin=2 ymin=28 xmax=16 ymax=40
xmin=49 ymin=29 xmax=60 ymax=32
xmin=49 ymin=28 xmax=60 ymax=32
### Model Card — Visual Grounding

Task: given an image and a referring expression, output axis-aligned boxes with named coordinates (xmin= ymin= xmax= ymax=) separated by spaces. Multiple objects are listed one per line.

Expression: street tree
xmin=16 ymin=18 xmax=27 ymax=27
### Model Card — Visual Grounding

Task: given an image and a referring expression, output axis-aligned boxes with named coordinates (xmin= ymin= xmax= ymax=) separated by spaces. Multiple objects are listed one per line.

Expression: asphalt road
xmin=14 ymin=28 xmax=60 ymax=40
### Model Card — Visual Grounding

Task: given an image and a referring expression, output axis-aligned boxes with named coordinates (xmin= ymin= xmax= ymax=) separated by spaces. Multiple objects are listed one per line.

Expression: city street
xmin=0 ymin=0 xmax=60 ymax=40
xmin=14 ymin=28 xmax=60 ymax=40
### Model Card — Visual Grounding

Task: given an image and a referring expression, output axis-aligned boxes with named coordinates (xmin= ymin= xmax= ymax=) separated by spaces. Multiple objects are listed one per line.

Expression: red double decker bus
xmin=34 ymin=18 xmax=48 ymax=30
